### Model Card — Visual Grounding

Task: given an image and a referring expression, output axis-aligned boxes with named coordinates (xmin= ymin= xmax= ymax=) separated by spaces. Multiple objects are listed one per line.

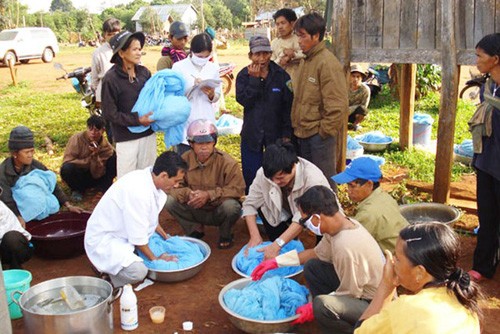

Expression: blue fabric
xmin=413 ymin=113 xmax=434 ymax=125
xmin=127 ymin=69 xmax=191 ymax=147
xmin=356 ymin=131 xmax=392 ymax=143
xmin=235 ymin=240 xmax=304 ymax=277
xmin=216 ymin=114 xmax=243 ymax=136
xmin=454 ymin=139 xmax=473 ymax=157
xmin=358 ymin=154 xmax=385 ymax=166
xmin=138 ymin=234 xmax=204 ymax=270
xmin=347 ymin=135 xmax=363 ymax=150
xmin=223 ymin=276 xmax=309 ymax=320
xmin=12 ymin=169 xmax=59 ymax=222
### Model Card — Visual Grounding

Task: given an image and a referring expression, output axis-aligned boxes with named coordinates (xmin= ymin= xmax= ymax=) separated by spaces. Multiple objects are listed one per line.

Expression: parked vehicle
xmin=0 ymin=27 xmax=59 ymax=66
xmin=364 ymin=65 xmax=391 ymax=98
xmin=460 ymin=73 xmax=487 ymax=101
xmin=54 ymin=63 xmax=98 ymax=116
xmin=219 ymin=63 xmax=236 ymax=95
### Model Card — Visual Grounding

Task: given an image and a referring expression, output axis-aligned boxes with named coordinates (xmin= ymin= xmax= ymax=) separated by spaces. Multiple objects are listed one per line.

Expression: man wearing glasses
xmin=331 ymin=157 xmax=408 ymax=253
xmin=251 ymin=185 xmax=383 ymax=333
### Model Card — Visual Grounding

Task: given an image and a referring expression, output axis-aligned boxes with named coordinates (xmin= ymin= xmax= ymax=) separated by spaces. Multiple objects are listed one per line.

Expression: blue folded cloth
xmin=223 ymin=276 xmax=309 ymax=320
xmin=356 ymin=131 xmax=392 ymax=143
xmin=347 ymin=135 xmax=363 ymax=150
xmin=128 ymin=70 xmax=191 ymax=147
xmin=413 ymin=113 xmax=434 ymax=125
xmin=454 ymin=139 xmax=473 ymax=157
xmin=138 ymin=234 xmax=204 ymax=270
xmin=12 ymin=169 xmax=60 ymax=222
xmin=235 ymin=240 xmax=304 ymax=277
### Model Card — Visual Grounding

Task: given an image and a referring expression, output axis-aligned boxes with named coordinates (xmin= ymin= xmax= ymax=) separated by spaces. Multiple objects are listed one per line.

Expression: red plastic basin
xmin=26 ymin=212 xmax=90 ymax=259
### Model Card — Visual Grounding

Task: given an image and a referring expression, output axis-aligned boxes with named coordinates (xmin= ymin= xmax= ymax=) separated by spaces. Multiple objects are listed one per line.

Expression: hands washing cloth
xmin=224 ymin=276 xmax=309 ymax=320
xmin=127 ymin=69 xmax=191 ymax=147
xmin=138 ymin=234 xmax=204 ymax=270
xmin=356 ymin=131 xmax=392 ymax=143
xmin=12 ymin=169 xmax=60 ymax=222
xmin=235 ymin=240 xmax=304 ymax=277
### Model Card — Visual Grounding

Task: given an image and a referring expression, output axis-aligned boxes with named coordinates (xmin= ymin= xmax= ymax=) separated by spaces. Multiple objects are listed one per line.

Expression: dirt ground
xmin=2 ymin=48 xmax=499 ymax=333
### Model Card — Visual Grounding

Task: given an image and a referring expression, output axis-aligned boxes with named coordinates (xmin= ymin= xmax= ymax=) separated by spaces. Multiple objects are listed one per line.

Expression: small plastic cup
xmin=149 ymin=306 xmax=166 ymax=324
xmin=182 ymin=321 xmax=193 ymax=331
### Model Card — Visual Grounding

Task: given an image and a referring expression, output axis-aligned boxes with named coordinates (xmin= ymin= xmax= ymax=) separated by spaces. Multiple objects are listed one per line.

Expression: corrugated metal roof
xmin=131 ymin=4 xmax=196 ymax=22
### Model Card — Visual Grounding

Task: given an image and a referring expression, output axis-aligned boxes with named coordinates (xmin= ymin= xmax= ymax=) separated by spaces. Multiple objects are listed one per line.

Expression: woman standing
xmin=355 ymin=222 xmax=481 ymax=333
xmin=101 ymin=31 xmax=156 ymax=179
xmin=468 ymin=33 xmax=500 ymax=282
xmin=172 ymin=33 xmax=221 ymax=155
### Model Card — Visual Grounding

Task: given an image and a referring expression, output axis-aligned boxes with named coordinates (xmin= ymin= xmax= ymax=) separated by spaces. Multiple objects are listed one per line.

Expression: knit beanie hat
xmin=8 ymin=126 xmax=34 ymax=151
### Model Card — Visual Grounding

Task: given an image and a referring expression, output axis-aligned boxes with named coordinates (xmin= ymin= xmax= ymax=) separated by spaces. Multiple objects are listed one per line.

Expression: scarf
xmin=161 ymin=46 xmax=187 ymax=63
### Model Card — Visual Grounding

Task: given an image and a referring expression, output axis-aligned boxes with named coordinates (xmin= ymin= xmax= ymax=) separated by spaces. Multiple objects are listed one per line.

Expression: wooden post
xmin=433 ymin=0 xmax=460 ymax=203
xmin=399 ymin=64 xmax=416 ymax=150
xmin=331 ymin=0 xmax=350 ymax=173
xmin=8 ymin=57 xmax=17 ymax=86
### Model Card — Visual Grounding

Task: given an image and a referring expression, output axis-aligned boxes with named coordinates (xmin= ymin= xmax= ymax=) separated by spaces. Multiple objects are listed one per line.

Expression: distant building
xmin=131 ymin=4 xmax=198 ymax=34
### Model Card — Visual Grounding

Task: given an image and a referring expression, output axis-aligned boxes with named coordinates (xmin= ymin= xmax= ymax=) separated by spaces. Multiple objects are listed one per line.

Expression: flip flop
xmin=218 ymin=235 xmax=233 ymax=249
xmin=468 ymin=270 xmax=484 ymax=282
xmin=189 ymin=231 xmax=205 ymax=239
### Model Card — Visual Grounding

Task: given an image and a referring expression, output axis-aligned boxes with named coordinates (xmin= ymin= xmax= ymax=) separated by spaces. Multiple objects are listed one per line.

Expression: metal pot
xmin=12 ymin=276 xmax=119 ymax=334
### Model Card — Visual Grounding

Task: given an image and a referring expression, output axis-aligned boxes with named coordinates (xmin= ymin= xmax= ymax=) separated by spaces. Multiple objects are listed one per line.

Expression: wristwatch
xmin=275 ymin=238 xmax=285 ymax=248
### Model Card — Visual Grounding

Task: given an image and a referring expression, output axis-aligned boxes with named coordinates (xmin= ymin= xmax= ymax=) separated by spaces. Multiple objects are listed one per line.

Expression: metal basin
xmin=147 ymin=237 xmax=211 ymax=283
xmin=357 ymin=140 xmax=393 ymax=152
xmin=219 ymin=278 xmax=301 ymax=334
xmin=26 ymin=212 xmax=90 ymax=259
xmin=399 ymin=203 xmax=461 ymax=225
xmin=231 ymin=254 xmax=303 ymax=279
xmin=13 ymin=276 xmax=117 ymax=334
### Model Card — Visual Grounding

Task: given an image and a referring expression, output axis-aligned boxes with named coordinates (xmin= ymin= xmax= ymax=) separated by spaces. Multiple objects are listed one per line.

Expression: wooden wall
xmin=345 ymin=0 xmax=499 ymax=65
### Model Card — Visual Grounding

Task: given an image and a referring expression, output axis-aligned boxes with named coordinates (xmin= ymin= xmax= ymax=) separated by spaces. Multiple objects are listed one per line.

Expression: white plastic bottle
xmin=120 ymin=284 xmax=138 ymax=331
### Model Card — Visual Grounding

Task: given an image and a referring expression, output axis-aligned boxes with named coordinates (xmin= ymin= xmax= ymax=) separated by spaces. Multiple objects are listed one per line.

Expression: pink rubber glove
xmin=250 ymin=258 xmax=278 ymax=280
xmin=292 ymin=302 xmax=314 ymax=324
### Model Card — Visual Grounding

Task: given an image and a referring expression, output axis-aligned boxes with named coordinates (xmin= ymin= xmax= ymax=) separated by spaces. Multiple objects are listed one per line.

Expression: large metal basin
xmin=13 ymin=276 xmax=117 ymax=334
xmin=147 ymin=237 xmax=211 ymax=283
xmin=219 ymin=278 xmax=301 ymax=334
xmin=399 ymin=203 xmax=461 ymax=225
xmin=26 ymin=212 xmax=90 ymax=259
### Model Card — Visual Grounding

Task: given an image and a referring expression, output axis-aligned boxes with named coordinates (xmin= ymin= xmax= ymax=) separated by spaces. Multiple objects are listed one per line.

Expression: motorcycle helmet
xmin=186 ymin=119 xmax=218 ymax=143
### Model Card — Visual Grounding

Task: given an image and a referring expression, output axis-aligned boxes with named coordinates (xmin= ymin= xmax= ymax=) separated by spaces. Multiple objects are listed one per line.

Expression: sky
xmin=19 ymin=0 xmax=137 ymax=14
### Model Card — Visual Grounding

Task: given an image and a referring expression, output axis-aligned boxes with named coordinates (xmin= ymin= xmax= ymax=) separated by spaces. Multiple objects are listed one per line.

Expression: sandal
xmin=468 ymin=270 xmax=484 ymax=282
xmin=218 ymin=235 xmax=234 ymax=249
xmin=189 ymin=230 xmax=205 ymax=239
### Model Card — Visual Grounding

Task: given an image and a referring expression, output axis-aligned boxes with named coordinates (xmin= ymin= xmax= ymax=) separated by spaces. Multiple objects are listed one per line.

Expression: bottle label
xmin=121 ymin=304 xmax=138 ymax=330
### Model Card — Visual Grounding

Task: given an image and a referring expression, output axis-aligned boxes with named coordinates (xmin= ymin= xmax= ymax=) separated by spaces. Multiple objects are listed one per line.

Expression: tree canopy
xmin=50 ymin=0 xmax=75 ymax=12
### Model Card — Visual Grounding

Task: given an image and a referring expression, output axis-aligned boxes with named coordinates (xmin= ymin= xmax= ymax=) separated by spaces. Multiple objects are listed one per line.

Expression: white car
xmin=0 ymin=27 xmax=59 ymax=66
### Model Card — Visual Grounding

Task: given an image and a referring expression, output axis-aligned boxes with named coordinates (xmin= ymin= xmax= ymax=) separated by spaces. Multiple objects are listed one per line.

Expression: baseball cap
xmin=170 ymin=21 xmax=188 ymax=39
xmin=331 ymin=156 xmax=382 ymax=184
xmin=110 ymin=31 xmax=145 ymax=63
xmin=249 ymin=36 xmax=272 ymax=53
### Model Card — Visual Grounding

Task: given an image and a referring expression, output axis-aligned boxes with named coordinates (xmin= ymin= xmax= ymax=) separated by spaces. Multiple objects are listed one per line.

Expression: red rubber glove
xmin=292 ymin=302 xmax=314 ymax=324
xmin=250 ymin=258 xmax=278 ymax=280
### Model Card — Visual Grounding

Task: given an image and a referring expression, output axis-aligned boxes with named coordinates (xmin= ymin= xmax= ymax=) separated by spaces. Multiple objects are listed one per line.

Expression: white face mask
xmin=304 ymin=214 xmax=322 ymax=236
xmin=191 ymin=54 xmax=209 ymax=67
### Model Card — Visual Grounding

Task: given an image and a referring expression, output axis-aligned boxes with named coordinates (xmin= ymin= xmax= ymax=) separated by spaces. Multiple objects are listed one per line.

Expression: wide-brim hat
xmin=110 ymin=31 xmax=145 ymax=63
xmin=350 ymin=64 xmax=367 ymax=80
